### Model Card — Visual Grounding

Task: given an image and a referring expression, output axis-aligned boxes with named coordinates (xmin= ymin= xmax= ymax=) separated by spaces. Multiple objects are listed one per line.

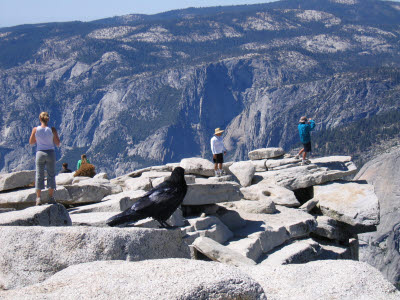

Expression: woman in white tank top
xmin=29 ymin=112 xmax=60 ymax=205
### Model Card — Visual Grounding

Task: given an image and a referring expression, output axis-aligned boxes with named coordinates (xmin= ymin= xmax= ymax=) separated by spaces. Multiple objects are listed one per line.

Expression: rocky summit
xmin=0 ymin=148 xmax=399 ymax=299
xmin=355 ymin=145 xmax=400 ymax=289
xmin=0 ymin=0 xmax=400 ymax=176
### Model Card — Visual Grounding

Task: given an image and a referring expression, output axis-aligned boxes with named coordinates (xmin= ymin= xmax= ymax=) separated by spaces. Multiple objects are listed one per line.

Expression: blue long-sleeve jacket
xmin=298 ymin=120 xmax=315 ymax=144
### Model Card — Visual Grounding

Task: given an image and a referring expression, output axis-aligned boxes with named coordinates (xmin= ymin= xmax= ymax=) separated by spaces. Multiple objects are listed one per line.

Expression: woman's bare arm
xmin=29 ymin=128 xmax=37 ymax=145
xmin=52 ymin=127 xmax=61 ymax=147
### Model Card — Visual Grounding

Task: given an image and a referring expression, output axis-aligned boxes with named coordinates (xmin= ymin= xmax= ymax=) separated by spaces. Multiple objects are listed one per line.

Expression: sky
xmin=0 ymin=0 xmax=278 ymax=28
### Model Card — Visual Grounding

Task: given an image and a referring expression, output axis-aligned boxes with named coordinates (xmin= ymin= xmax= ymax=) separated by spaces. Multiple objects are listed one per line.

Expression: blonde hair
xmin=81 ymin=154 xmax=88 ymax=165
xmin=39 ymin=112 xmax=50 ymax=125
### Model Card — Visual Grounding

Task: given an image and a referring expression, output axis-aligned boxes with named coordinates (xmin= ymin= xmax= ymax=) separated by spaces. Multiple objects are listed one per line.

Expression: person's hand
xmin=224 ymin=151 xmax=227 ymax=155
xmin=51 ymin=127 xmax=57 ymax=133
xmin=213 ymin=154 xmax=216 ymax=159
xmin=308 ymin=118 xmax=313 ymax=121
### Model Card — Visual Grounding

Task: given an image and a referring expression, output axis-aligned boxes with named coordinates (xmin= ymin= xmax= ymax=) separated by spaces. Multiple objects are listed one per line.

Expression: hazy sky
xmin=0 ymin=0 xmax=278 ymax=28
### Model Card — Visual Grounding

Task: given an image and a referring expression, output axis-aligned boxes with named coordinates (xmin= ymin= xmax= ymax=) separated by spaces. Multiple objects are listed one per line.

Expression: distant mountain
xmin=0 ymin=0 xmax=399 ymax=176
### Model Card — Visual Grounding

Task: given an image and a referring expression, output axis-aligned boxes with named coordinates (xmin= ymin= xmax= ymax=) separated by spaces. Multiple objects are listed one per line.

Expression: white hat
xmin=214 ymin=128 xmax=224 ymax=134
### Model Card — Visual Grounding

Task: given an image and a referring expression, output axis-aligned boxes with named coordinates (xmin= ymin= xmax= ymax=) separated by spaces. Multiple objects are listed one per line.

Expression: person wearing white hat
xmin=210 ymin=128 xmax=227 ymax=177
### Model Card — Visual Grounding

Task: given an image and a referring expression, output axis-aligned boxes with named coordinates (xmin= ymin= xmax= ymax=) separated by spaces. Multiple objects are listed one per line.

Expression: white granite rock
xmin=63 ymin=184 xmax=113 ymax=205
xmin=0 ymin=226 xmax=190 ymax=289
xmin=230 ymin=199 xmax=277 ymax=214
xmin=132 ymin=209 xmax=186 ymax=228
xmin=182 ymin=181 xmax=242 ymax=205
xmin=256 ymin=160 xmax=357 ymax=190
xmin=212 ymin=206 xmax=247 ymax=231
xmin=315 ymin=181 xmax=379 ymax=232
xmin=184 ymin=175 xmax=196 ymax=184
xmin=68 ymin=190 xmax=147 ymax=214
xmin=151 ymin=176 xmax=168 ymax=187
xmin=229 ymin=161 xmax=256 ymax=187
xmin=180 ymin=157 xmax=215 ymax=177
xmin=355 ymin=146 xmax=400 ymax=287
xmin=225 ymin=206 xmax=316 ymax=262
xmin=183 ymin=216 xmax=234 ymax=244
xmin=70 ymin=212 xmax=117 ymax=226
xmin=0 ymin=187 xmax=71 ymax=209
xmin=75 ymin=177 xmax=123 ymax=194
xmin=0 ymin=170 xmax=35 ymax=192
xmin=150 ymin=173 xmax=194 ymax=187
xmin=265 ymin=157 xmax=302 ymax=170
xmin=248 ymin=147 xmax=285 ymax=160
xmin=196 ymin=175 xmax=234 ymax=183
xmin=310 ymin=156 xmax=352 ymax=164
xmin=94 ymin=172 xmax=108 ymax=179
xmin=192 ymin=236 xmax=256 ymax=266
xmin=250 ymin=159 xmax=268 ymax=171
xmin=299 ymin=198 xmax=319 ymax=212
xmin=0 ymin=259 xmax=266 ymax=299
xmin=227 ymin=226 xmax=290 ymax=262
xmin=314 ymin=215 xmax=352 ymax=241
xmin=140 ymin=171 xmax=172 ymax=179
xmin=318 ymin=242 xmax=354 ymax=260
xmin=240 ymin=260 xmax=400 ymax=300
xmin=124 ymin=176 xmax=152 ymax=191
xmin=231 ymin=205 xmax=316 ymax=240
xmin=71 ymin=176 xmax=91 ymax=184
xmin=55 ymin=173 xmax=74 ymax=185
xmin=124 ymin=165 xmax=174 ymax=178
xmin=260 ymin=239 xmax=321 ymax=265
xmin=240 ymin=181 xmax=300 ymax=207
xmin=0 ymin=204 xmax=71 ymax=226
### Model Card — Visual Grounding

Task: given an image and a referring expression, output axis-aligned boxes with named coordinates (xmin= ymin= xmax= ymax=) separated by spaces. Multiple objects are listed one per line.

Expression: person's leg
xmin=46 ymin=151 xmax=57 ymax=203
xmin=296 ymin=148 xmax=304 ymax=159
xmin=214 ymin=156 xmax=219 ymax=176
xmin=35 ymin=151 xmax=46 ymax=205
xmin=303 ymin=151 xmax=307 ymax=160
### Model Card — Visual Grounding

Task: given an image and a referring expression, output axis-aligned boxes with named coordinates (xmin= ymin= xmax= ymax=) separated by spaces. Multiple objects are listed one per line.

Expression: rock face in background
xmin=0 ymin=0 xmax=400 ymax=177
xmin=354 ymin=146 xmax=400 ymax=288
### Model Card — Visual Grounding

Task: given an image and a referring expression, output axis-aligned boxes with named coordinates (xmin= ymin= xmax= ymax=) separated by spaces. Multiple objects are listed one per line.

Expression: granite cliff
xmin=0 ymin=0 xmax=400 ymax=176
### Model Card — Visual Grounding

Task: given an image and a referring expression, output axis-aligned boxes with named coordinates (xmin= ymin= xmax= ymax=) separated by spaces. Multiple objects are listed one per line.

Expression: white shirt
xmin=35 ymin=126 xmax=54 ymax=151
xmin=210 ymin=135 xmax=226 ymax=155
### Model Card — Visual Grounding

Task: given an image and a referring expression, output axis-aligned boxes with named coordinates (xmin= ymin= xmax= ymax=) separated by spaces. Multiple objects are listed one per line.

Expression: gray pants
xmin=35 ymin=150 xmax=56 ymax=190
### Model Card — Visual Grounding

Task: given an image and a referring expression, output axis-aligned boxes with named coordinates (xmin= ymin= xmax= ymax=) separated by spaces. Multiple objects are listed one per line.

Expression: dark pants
xmin=303 ymin=142 xmax=312 ymax=153
xmin=213 ymin=153 xmax=224 ymax=164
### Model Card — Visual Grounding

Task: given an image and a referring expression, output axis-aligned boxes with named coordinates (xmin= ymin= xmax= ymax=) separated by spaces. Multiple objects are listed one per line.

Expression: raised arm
xmin=52 ymin=127 xmax=61 ymax=147
xmin=29 ymin=127 xmax=37 ymax=145
xmin=309 ymin=119 xmax=316 ymax=130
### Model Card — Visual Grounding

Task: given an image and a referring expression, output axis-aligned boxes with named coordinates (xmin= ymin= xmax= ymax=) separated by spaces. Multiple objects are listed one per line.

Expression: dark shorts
xmin=213 ymin=153 xmax=224 ymax=164
xmin=303 ymin=142 xmax=312 ymax=153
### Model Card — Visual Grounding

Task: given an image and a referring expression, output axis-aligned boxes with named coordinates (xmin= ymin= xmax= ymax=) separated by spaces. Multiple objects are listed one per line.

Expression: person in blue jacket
xmin=296 ymin=116 xmax=315 ymax=165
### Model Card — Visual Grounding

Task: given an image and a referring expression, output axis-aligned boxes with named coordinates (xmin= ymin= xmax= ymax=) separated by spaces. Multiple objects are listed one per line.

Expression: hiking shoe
xmin=302 ymin=160 xmax=310 ymax=166
xmin=48 ymin=196 xmax=57 ymax=204
xmin=215 ymin=171 xmax=220 ymax=177
xmin=220 ymin=170 xmax=226 ymax=176
xmin=295 ymin=155 xmax=300 ymax=159
xmin=36 ymin=197 xmax=42 ymax=206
